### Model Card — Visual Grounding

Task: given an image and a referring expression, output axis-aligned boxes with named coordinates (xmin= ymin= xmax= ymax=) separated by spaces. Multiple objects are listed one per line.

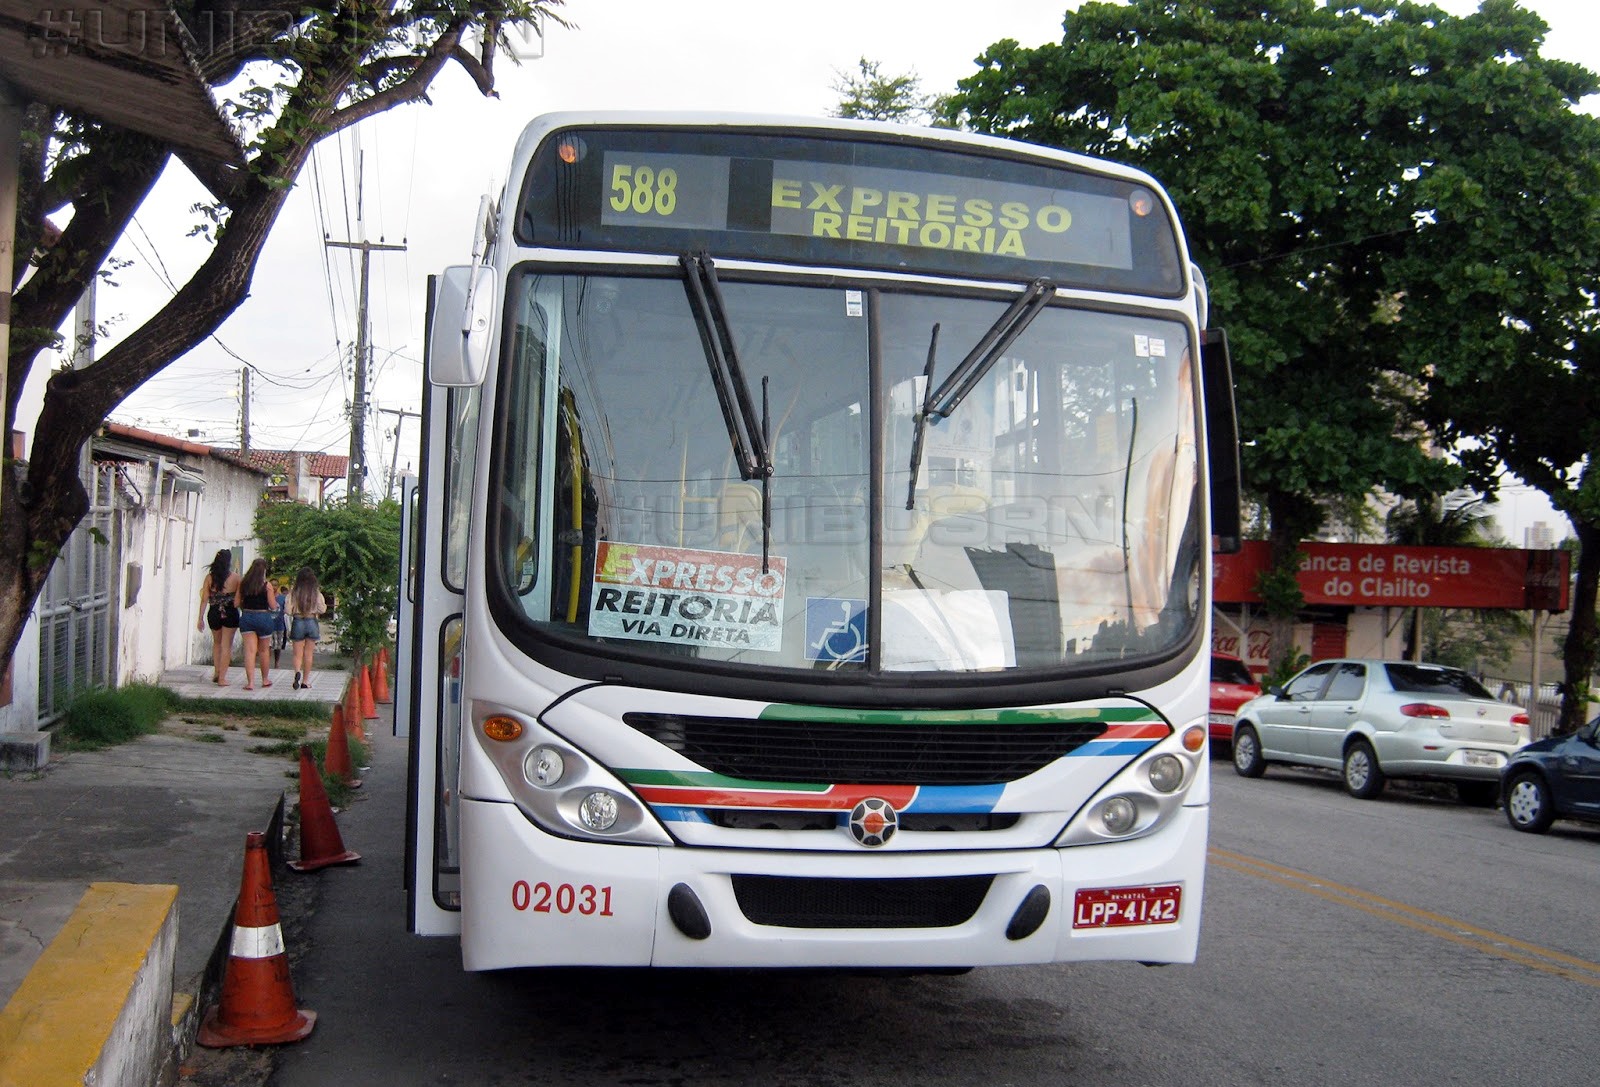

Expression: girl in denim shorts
xmin=288 ymin=566 xmax=328 ymax=691
xmin=234 ymin=558 xmax=282 ymax=690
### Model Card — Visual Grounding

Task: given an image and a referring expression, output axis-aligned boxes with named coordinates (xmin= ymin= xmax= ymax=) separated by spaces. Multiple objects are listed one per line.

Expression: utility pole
xmin=378 ymin=407 xmax=422 ymax=499
xmin=325 ymin=236 xmax=405 ymax=498
xmin=239 ymin=367 xmax=251 ymax=454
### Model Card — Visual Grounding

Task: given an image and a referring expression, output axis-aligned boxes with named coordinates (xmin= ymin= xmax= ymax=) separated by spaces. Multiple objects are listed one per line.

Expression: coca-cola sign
xmin=1212 ymin=629 xmax=1272 ymax=670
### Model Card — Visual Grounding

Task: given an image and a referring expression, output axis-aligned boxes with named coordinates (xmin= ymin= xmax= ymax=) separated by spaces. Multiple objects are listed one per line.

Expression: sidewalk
xmin=0 ymin=663 xmax=350 ymax=1009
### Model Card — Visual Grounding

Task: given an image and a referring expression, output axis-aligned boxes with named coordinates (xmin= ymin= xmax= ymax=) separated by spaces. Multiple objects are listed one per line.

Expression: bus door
xmin=404 ymin=273 xmax=485 ymax=936
xmin=393 ymin=472 xmax=417 ymax=740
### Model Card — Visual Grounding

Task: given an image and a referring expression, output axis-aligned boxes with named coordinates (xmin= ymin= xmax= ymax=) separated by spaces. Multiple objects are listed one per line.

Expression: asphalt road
xmin=213 ymin=733 xmax=1599 ymax=1087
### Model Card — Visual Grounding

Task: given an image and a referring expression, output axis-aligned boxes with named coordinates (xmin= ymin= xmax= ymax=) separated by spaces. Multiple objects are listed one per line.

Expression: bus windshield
xmin=489 ymin=269 xmax=1200 ymax=677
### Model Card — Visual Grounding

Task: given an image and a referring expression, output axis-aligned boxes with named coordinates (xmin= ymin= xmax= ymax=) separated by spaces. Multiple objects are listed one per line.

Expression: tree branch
xmin=323 ymin=23 xmax=475 ymax=135
xmin=6 ymin=135 xmax=169 ymax=435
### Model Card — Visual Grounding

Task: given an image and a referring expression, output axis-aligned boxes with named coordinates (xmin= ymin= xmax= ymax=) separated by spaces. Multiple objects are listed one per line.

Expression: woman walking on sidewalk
xmin=196 ymin=550 xmax=240 ymax=685
xmin=288 ymin=566 xmax=327 ymax=690
xmin=234 ymin=558 xmax=282 ymax=690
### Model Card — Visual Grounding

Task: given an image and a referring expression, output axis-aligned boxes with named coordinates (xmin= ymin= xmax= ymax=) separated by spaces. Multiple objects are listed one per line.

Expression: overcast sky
xmin=29 ymin=0 xmax=1598 ymax=533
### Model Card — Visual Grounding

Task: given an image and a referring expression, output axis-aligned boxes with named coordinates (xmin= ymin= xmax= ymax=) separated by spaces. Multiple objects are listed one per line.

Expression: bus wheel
xmin=1232 ymin=726 xmax=1265 ymax=778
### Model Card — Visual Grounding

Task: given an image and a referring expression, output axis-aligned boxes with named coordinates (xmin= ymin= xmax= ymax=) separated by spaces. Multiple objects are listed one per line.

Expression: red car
xmin=1209 ymin=653 xmax=1261 ymax=747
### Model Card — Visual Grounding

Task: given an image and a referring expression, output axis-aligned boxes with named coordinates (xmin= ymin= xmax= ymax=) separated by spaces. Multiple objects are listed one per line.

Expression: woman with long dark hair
xmin=234 ymin=558 xmax=282 ymax=690
xmin=288 ymin=566 xmax=327 ymax=690
xmin=195 ymin=549 xmax=240 ymax=685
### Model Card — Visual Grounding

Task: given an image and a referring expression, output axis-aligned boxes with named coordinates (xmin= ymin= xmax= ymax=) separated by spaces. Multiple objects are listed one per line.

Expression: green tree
xmin=1386 ymin=497 xmax=1527 ymax=670
xmin=832 ymin=58 xmax=950 ymax=127
xmin=255 ymin=499 xmax=401 ymax=660
xmin=1419 ymin=320 xmax=1600 ymax=733
xmin=944 ymin=0 xmax=1597 ymax=681
xmin=0 ymin=1 xmax=565 ymax=697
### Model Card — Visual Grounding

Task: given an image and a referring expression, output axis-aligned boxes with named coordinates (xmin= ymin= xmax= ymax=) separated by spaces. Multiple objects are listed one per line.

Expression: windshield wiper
xmin=680 ymin=252 xmax=774 ymax=569
xmin=904 ymin=323 xmax=941 ymax=509
xmin=906 ymin=279 xmax=1055 ymax=509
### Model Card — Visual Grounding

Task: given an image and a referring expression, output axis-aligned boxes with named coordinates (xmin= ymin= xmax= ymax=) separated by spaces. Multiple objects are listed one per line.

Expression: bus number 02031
xmin=511 ymin=879 xmax=616 ymax=917
xmin=609 ymin=165 xmax=679 ymax=216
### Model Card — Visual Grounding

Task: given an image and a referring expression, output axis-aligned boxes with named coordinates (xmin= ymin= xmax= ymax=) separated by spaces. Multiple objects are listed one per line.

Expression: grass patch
xmin=57 ymin=683 xmax=178 ymax=749
xmin=289 ymin=735 xmax=372 ymax=808
xmin=171 ymin=695 xmax=327 ymax=720
xmin=252 ymin=740 xmax=300 ymax=757
xmin=248 ymin=721 xmax=310 ymax=741
xmin=189 ymin=732 xmax=227 ymax=744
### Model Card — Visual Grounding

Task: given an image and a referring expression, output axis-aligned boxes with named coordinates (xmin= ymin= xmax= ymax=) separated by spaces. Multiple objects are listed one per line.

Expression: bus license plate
xmin=1073 ymin=884 xmax=1183 ymax=929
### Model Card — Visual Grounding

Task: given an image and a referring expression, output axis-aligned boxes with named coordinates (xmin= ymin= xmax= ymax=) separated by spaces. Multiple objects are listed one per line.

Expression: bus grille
xmin=731 ymin=875 xmax=993 ymax=929
xmin=623 ymin=713 xmax=1108 ymax=784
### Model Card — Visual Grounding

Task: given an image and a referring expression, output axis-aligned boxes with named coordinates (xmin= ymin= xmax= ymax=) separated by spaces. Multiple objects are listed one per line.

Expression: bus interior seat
xmin=716 ymin=482 xmax=762 ymax=552
xmin=888 ymin=484 xmax=989 ymax=568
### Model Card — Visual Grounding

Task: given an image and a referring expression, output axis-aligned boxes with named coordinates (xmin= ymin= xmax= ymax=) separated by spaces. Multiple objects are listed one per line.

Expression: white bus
xmin=398 ymin=112 xmax=1241 ymax=971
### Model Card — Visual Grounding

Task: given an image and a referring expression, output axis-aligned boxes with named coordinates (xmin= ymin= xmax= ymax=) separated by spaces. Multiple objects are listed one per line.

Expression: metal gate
xmin=37 ymin=462 xmax=117 ymax=720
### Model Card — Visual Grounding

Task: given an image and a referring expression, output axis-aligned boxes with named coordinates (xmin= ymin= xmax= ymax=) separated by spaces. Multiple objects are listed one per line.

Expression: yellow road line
xmin=1209 ymin=847 xmax=1600 ymax=989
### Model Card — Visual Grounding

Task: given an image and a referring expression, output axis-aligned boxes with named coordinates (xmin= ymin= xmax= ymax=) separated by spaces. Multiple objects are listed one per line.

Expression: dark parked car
xmin=1500 ymin=716 xmax=1600 ymax=833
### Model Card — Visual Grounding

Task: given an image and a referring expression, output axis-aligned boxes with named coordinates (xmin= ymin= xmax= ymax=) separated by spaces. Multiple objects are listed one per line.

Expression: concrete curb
xmin=0 ymin=795 xmax=291 ymax=1087
xmin=0 ymin=883 xmax=178 ymax=1087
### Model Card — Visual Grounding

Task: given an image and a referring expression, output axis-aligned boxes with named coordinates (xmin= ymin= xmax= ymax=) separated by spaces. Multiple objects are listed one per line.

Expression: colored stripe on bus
xmin=757 ymin=704 xmax=1162 ymax=726
xmin=901 ymin=784 xmax=1005 ymax=814
xmin=629 ymin=779 xmax=918 ymax=812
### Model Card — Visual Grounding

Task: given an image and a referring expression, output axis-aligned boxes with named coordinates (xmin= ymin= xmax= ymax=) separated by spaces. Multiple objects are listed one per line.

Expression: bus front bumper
xmin=458 ymin=798 xmax=1207 ymax=971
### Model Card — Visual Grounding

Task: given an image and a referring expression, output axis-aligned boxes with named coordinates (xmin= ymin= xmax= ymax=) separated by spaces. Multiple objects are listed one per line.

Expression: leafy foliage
xmin=255 ymin=499 xmax=401 ymax=659
xmin=948 ymin=0 xmax=1578 ymax=528
xmin=1261 ymin=650 xmax=1311 ymax=694
xmin=59 ymin=682 xmax=177 ymax=748
xmin=944 ymin=0 xmax=1600 ymax=685
xmin=1416 ymin=609 xmax=1526 ymax=673
xmin=831 ymin=58 xmax=952 ymax=127
xmin=0 ymin=1 xmax=562 ymax=695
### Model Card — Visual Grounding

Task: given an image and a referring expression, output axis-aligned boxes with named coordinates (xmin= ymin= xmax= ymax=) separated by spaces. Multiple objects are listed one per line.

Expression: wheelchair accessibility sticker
xmin=805 ymin=597 xmax=868 ymax=663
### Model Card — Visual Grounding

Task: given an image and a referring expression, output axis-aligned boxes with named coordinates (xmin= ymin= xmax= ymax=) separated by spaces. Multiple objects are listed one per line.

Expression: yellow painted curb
xmin=0 ymin=882 xmax=178 ymax=1087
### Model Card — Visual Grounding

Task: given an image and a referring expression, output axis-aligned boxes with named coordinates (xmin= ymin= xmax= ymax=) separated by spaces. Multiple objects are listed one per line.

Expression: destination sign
xmin=599 ymin=151 xmax=1134 ymax=270
xmin=518 ymin=127 xmax=1184 ymax=294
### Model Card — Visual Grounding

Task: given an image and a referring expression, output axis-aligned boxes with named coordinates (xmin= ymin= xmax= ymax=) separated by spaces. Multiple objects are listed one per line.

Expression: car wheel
xmin=1503 ymin=771 xmax=1555 ymax=834
xmin=1342 ymin=739 xmax=1386 ymax=799
xmin=1232 ymin=725 xmax=1266 ymax=778
xmin=1455 ymin=781 xmax=1498 ymax=808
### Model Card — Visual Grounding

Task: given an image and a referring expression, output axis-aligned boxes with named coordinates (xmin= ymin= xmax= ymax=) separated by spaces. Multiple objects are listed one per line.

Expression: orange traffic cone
xmin=342 ymin=677 xmax=366 ymax=742
xmin=358 ymin=662 xmax=379 ymax=721
xmin=372 ymin=650 xmax=392 ymax=705
xmin=323 ymin=712 xmax=362 ymax=789
xmin=197 ymin=831 xmax=317 ymax=1046
xmin=289 ymin=745 xmax=361 ymax=872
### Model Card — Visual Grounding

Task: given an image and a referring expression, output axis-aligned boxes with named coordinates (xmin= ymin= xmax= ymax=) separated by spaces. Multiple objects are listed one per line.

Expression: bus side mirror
xmin=428 ymin=265 xmax=497 ymax=387
xmin=1201 ymin=328 xmax=1243 ymax=554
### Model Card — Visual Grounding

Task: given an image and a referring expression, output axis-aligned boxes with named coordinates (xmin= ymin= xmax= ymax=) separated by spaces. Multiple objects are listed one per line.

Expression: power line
xmin=325 ymin=236 xmax=407 ymax=495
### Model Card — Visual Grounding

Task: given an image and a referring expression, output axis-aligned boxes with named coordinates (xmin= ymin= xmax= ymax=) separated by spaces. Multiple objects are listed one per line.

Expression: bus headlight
xmin=1148 ymin=754 xmax=1184 ymax=793
xmin=577 ymin=791 xmax=619 ymax=832
xmin=1055 ymin=719 xmax=1206 ymax=847
xmin=473 ymin=702 xmax=672 ymax=846
xmin=1099 ymin=796 xmax=1138 ymax=835
xmin=526 ymin=746 xmax=565 ymax=787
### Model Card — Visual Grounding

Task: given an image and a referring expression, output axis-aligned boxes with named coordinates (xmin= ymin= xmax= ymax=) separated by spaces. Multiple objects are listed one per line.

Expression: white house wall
xmin=0 ymin=614 xmax=41 ymax=733
xmin=186 ymin=458 xmax=266 ymax=668
xmin=94 ymin=439 xmax=269 ymax=690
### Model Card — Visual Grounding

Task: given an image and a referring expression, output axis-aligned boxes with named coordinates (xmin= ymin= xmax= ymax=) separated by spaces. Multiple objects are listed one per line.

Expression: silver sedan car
xmin=1231 ymin=659 xmax=1531 ymax=804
